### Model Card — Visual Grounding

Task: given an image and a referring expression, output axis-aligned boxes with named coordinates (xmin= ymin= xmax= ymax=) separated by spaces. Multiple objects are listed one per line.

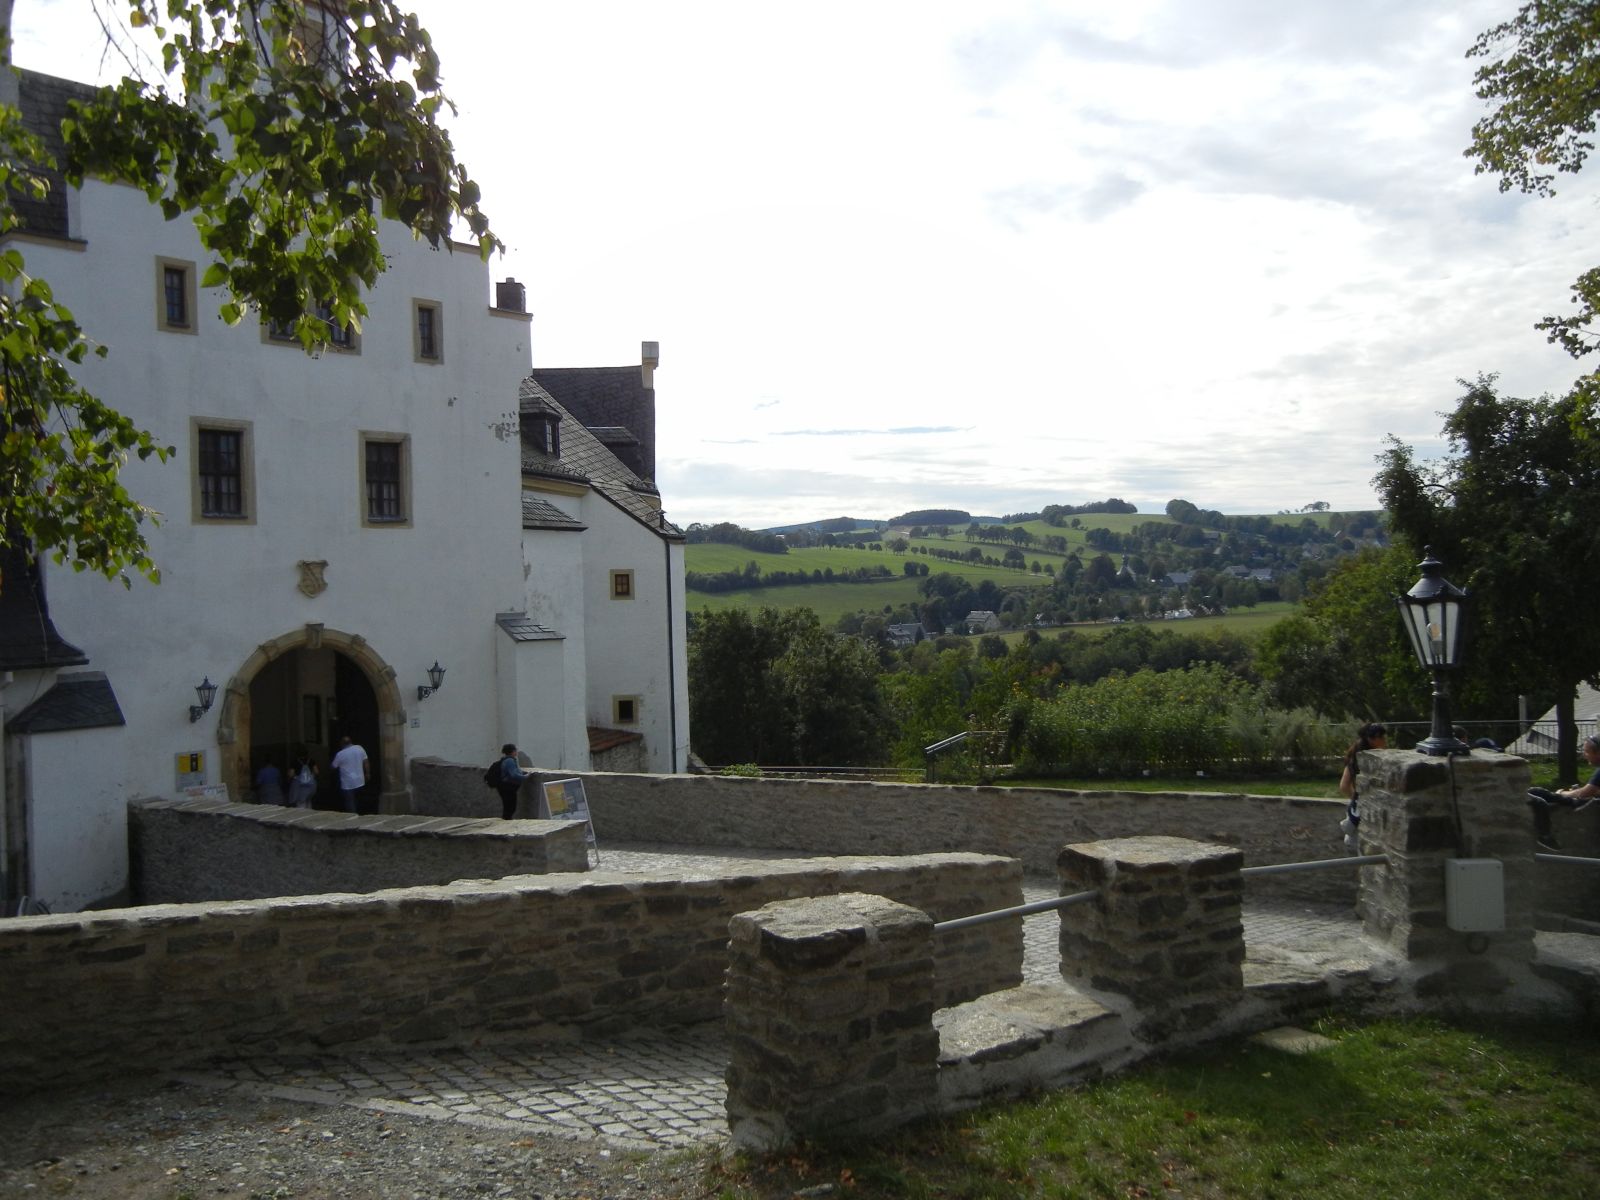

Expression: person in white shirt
xmin=330 ymin=736 xmax=370 ymax=814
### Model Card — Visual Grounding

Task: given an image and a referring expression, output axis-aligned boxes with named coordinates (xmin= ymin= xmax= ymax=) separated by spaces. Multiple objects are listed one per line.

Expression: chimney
xmin=641 ymin=340 xmax=659 ymax=389
xmin=495 ymin=277 xmax=527 ymax=313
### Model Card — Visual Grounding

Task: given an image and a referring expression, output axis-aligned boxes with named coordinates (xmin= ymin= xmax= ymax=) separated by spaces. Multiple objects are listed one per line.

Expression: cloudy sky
xmin=15 ymin=1 xmax=1600 ymax=526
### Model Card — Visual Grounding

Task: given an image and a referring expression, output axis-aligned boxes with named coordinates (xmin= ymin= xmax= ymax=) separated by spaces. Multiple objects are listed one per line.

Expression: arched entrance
xmin=213 ymin=624 xmax=408 ymax=813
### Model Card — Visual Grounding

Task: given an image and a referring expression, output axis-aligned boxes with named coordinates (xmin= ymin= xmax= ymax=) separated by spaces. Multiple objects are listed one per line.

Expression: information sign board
xmin=540 ymin=777 xmax=597 ymax=849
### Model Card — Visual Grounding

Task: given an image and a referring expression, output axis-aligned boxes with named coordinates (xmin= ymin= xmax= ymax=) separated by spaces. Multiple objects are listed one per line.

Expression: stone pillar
xmin=724 ymin=892 xmax=938 ymax=1150
xmin=1357 ymin=749 xmax=1540 ymax=999
xmin=1057 ymin=836 xmax=1244 ymax=1042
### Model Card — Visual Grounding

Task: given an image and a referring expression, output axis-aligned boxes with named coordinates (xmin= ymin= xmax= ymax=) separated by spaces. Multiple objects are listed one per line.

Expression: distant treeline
xmin=888 ymin=508 xmax=971 ymax=527
xmin=686 ymin=561 xmax=906 ymax=593
xmin=683 ymin=522 xmax=788 ymax=553
xmin=1003 ymin=499 xmax=1139 ymax=523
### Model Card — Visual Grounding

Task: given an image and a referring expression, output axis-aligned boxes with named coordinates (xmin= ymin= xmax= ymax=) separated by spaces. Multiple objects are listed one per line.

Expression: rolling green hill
xmin=687 ymin=542 xmax=1048 ymax=586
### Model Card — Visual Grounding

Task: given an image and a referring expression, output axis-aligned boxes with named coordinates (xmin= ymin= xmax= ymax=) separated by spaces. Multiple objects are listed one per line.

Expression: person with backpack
xmin=488 ymin=743 xmax=529 ymax=819
xmin=287 ymin=748 xmax=319 ymax=809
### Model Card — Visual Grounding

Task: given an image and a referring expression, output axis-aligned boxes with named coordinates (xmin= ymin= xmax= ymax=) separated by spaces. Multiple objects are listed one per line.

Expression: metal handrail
xmin=1535 ymin=853 xmax=1600 ymax=867
xmin=1242 ymin=854 xmax=1386 ymax=876
xmin=933 ymin=853 xmax=1384 ymax=934
xmin=924 ymin=731 xmax=973 ymax=756
xmin=923 ymin=729 xmax=1004 ymax=783
xmin=934 ymin=889 xmax=1099 ymax=933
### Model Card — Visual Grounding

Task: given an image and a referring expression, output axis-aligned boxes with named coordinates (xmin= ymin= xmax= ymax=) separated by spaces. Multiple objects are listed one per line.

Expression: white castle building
xmin=0 ymin=68 xmax=689 ymax=913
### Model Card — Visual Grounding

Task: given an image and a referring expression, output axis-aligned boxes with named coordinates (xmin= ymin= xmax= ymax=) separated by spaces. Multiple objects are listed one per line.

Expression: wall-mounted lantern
xmin=417 ymin=660 xmax=446 ymax=702
xmin=189 ymin=676 xmax=218 ymax=723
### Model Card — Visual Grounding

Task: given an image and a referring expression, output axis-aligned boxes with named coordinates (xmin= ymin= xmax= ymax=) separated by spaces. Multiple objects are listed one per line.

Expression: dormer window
xmin=526 ymin=412 xmax=560 ymax=456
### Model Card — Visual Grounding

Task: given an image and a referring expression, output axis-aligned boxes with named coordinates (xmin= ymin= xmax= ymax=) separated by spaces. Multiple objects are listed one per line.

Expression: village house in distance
xmin=0 ymin=68 xmax=690 ymax=914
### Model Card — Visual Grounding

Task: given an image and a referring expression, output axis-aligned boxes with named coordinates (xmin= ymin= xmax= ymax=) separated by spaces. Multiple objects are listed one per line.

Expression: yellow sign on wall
xmin=175 ymin=751 xmax=205 ymax=790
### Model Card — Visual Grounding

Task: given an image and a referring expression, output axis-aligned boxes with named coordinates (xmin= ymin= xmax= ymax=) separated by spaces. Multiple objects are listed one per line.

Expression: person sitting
xmin=1528 ymin=734 xmax=1600 ymax=851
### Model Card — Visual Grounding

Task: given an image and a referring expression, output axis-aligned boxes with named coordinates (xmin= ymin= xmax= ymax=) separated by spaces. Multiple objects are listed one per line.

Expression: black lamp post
xmin=1395 ymin=548 xmax=1471 ymax=756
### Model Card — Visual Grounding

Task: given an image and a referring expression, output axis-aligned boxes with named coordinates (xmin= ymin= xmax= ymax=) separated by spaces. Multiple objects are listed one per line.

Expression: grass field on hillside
xmin=688 ymin=541 xmax=1039 ymax=582
xmin=686 ymin=541 xmax=1053 ymax=620
xmin=687 ymin=577 xmax=933 ymax=624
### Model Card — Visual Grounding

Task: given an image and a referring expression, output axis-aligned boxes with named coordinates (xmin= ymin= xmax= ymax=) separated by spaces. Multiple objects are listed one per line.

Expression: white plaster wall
xmin=513 ymin=639 xmax=576 ymax=770
xmin=520 ymin=514 xmax=593 ymax=770
xmin=17 ymin=176 xmax=533 ymax=906
xmin=579 ymin=495 xmax=685 ymax=773
xmin=25 ymin=718 xmax=136 ymax=910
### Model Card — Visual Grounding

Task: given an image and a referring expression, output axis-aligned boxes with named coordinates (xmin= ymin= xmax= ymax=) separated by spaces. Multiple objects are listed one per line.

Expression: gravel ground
xmin=0 ymin=1074 xmax=720 ymax=1200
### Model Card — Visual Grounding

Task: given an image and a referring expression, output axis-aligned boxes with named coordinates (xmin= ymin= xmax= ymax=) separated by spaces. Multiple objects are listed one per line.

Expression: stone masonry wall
xmin=726 ymin=893 xmax=939 ymax=1150
xmin=411 ymin=760 xmax=1355 ymax=902
xmin=130 ymin=796 xmax=589 ymax=903
xmin=0 ymin=852 xmax=1019 ymax=1095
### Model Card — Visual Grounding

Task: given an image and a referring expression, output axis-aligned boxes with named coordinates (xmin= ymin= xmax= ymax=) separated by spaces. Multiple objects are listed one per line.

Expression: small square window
xmin=413 ymin=299 xmax=442 ymax=363
xmin=360 ymin=432 xmax=412 ymax=528
xmin=612 ymin=696 xmax=640 ymax=725
xmin=156 ymin=257 xmax=198 ymax=334
xmin=610 ymin=570 xmax=634 ymax=599
xmin=190 ymin=417 xmax=255 ymax=524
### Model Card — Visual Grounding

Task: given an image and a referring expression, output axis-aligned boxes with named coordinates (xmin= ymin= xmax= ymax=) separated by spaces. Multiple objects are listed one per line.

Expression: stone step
xmin=935 ymin=981 xmax=1137 ymax=1110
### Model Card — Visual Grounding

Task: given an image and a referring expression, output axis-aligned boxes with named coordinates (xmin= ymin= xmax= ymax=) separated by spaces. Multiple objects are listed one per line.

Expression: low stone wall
xmin=129 ymin=796 xmax=589 ymax=903
xmin=410 ymin=760 xmax=1356 ymax=903
xmin=0 ymin=852 xmax=1020 ymax=1096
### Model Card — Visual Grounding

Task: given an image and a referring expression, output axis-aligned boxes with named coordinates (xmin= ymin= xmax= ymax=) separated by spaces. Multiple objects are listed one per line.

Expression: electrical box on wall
xmin=1445 ymin=858 xmax=1505 ymax=932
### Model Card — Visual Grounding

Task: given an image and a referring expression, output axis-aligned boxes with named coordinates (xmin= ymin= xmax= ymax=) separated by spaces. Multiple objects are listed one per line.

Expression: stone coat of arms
xmin=296 ymin=560 xmax=328 ymax=598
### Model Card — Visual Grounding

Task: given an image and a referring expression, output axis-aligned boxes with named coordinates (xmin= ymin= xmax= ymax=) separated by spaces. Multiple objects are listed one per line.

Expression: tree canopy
xmin=0 ymin=0 xmax=498 ymax=587
xmin=687 ymin=607 xmax=890 ymax=767
xmin=1375 ymin=375 xmax=1600 ymax=775
xmin=1468 ymin=1 xmax=1600 ymax=358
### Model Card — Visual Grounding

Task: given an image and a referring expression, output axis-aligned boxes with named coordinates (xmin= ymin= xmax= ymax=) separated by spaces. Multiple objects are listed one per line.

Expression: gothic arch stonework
xmin=213 ymin=623 xmax=409 ymax=812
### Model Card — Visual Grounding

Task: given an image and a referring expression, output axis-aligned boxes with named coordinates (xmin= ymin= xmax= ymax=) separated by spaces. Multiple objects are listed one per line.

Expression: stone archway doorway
xmin=214 ymin=624 xmax=408 ymax=813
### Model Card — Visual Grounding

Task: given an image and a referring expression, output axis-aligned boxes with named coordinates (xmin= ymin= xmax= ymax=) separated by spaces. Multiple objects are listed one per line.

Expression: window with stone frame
xmin=360 ymin=433 xmax=411 ymax=527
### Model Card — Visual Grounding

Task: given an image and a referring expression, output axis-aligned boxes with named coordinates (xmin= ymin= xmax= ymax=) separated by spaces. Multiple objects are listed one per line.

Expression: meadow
xmin=699 ymin=1014 xmax=1600 ymax=1199
xmin=685 ymin=541 xmax=1053 ymax=625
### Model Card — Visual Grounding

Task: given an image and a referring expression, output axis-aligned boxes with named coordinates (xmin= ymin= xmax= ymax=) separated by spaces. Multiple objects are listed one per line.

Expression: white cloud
xmin=13 ymin=0 xmax=1597 ymax=527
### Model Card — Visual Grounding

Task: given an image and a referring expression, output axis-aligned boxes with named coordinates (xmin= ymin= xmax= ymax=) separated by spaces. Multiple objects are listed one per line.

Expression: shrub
xmin=1009 ymin=665 xmax=1335 ymax=777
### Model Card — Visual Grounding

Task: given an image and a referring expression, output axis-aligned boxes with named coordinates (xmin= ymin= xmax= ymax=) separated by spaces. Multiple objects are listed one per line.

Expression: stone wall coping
xmin=131 ymin=795 xmax=571 ymax=842
xmin=1061 ymin=836 xmax=1246 ymax=871
xmin=8 ymin=851 xmax=1019 ymax=930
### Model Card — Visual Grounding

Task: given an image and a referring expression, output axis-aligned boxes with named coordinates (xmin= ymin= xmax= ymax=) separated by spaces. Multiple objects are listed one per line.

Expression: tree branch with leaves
xmin=1468 ymin=1 xmax=1600 ymax=358
xmin=0 ymin=0 xmax=499 ymax=587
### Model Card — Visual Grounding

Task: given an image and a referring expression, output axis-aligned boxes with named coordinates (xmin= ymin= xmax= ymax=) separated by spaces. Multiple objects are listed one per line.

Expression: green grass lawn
xmin=697 ymin=1014 xmax=1600 ymax=1198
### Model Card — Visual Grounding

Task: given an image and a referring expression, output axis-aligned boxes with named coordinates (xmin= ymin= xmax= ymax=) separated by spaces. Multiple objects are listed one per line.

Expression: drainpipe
xmin=663 ymin=523 xmax=678 ymax=773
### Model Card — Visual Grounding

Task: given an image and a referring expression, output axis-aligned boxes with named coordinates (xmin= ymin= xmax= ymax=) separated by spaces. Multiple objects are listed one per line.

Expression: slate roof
xmin=10 ymin=70 xmax=96 ymax=239
xmin=0 ymin=545 xmax=88 ymax=671
xmin=521 ymin=494 xmax=587 ymax=532
xmin=518 ymin=378 xmax=683 ymax=542
xmin=530 ymin=365 xmax=656 ymax=482
xmin=495 ymin=612 xmax=564 ymax=642
xmin=7 ymin=672 xmax=125 ymax=734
